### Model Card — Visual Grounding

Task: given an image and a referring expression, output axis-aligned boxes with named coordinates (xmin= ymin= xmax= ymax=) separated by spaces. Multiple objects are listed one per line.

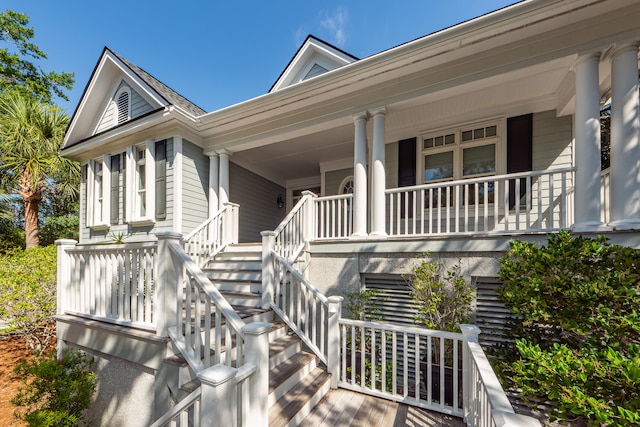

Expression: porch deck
xmin=300 ymin=388 xmax=465 ymax=427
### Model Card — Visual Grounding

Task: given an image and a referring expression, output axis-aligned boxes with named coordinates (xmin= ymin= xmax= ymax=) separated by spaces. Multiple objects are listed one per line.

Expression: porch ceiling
xmin=228 ymin=55 xmax=580 ymax=187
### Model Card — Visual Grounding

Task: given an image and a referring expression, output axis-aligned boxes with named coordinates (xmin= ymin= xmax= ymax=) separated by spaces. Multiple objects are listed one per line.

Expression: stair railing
xmin=273 ymin=191 xmax=316 ymax=262
xmin=156 ymin=232 xmax=270 ymax=427
xmin=182 ymin=202 xmax=239 ymax=267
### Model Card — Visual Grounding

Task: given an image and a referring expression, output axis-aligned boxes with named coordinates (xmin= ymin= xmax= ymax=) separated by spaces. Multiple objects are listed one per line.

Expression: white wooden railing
xmin=182 ymin=202 xmax=239 ymax=267
xmin=386 ymin=168 xmax=575 ymax=237
xmin=315 ymin=193 xmax=353 ymax=239
xmin=601 ymin=168 xmax=611 ymax=224
xmin=57 ymin=241 xmax=158 ymax=330
xmin=461 ymin=326 xmax=540 ymax=427
xmin=274 ymin=192 xmax=315 ymax=262
xmin=149 ymin=388 xmax=201 ymax=427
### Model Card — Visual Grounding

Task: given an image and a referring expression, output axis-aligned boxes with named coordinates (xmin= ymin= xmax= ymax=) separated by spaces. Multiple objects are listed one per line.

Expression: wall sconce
xmin=277 ymin=195 xmax=285 ymax=209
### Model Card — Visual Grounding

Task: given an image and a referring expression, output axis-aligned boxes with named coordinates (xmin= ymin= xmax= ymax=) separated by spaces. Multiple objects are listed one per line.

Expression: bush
xmin=39 ymin=214 xmax=78 ymax=246
xmin=497 ymin=230 xmax=640 ymax=425
xmin=0 ymin=245 xmax=57 ymax=353
xmin=12 ymin=349 xmax=96 ymax=427
xmin=407 ymin=257 xmax=474 ymax=332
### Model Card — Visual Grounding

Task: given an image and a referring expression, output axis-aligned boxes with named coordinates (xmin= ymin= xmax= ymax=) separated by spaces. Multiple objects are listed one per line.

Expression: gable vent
xmin=116 ymin=91 xmax=130 ymax=124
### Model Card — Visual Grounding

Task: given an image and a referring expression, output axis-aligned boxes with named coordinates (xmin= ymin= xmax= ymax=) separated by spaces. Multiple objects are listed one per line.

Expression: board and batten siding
xmin=229 ymin=163 xmax=286 ymax=243
xmin=180 ymin=140 xmax=209 ymax=234
xmin=95 ymin=81 xmax=154 ymax=134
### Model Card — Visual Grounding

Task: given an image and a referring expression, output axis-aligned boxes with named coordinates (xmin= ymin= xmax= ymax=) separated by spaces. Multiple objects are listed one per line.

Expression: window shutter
xmin=110 ymin=154 xmax=120 ymax=224
xmin=155 ymin=140 xmax=167 ymax=220
xmin=398 ymin=138 xmax=417 ymax=218
xmin=507 ymin=114 xmax=533 ymax=209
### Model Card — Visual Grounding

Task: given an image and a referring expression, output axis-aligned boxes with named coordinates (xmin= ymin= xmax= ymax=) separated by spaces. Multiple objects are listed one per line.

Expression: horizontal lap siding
xmin=325 ymin=168 xmax=351 ymax=196
xmin=229 ymin=163 xmax=286 ymax=243
xmin=180 ymin=140 xmax=209 ymax=234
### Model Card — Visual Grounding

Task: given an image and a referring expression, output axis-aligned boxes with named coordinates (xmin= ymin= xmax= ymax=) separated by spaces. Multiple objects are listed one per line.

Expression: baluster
xmin=549 ymin=174 xmax=555 ymax=229
xmin=381 ymin=329 xmax=387 ymax=393
xmin=515 ymin=178 xmax=521 ymax=230
xmin=340 ymin=324 xmax=346 ymax=381
xmin=526 ymin=176 xmax=532 ymax=229
xmin=561 ymin=172 xmax=567 ymax=228
xmin=371 ymin=327 xmax=376 ymax=389
xmin=412 ymin=190 xmax=417 ymax=234
xmin=214 ymin=306 xmax=222 ymax=365
xmin=403 ymin=332 xmax=409 ymax=398
xmin=360 ymin=326 xmax=366 ymax=388
xmin=204 ymin=294 xmax=211 ymax=368
xmin=453 ymin=338 xmax=459 ymax=410
xmin=440 ymin=337 xmax=445 ymax=406
xmin=415 ymin=334 xmax=420 ymax=399
xmin=392 ymin=332 xmax=397 ymax=395
xmin=350 ymin=325 xmax=356 ymax=384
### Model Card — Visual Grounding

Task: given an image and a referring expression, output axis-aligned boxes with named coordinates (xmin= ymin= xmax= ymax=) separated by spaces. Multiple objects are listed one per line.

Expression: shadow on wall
xmin=83 ymin=348 xmax=155 ymax=427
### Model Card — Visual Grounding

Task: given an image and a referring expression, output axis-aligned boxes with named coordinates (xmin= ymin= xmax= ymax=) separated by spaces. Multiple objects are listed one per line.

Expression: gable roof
xmin=270 ymin=35 xmax=358 ymax=92
xmin=63 ymin=47 xmax=205 ymax=150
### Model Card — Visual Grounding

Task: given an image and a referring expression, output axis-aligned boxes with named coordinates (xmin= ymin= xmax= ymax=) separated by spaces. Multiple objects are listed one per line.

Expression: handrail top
xmin=385 ymin=166 xmax=576 ymax=194
xmin=274 ymin=193 xmax=313 ymax=234
xmin=167 ymin=241 xmax=247 ymax=338
xmin=270 ymin=250 xmax=329 ymax=305
xmin=339 ymin=317 xmax=466 ymax=340
xmin=66 ymin=241 xmax=158 ymax=252
xmin=315 ymin=193 xmax=354 ymax=202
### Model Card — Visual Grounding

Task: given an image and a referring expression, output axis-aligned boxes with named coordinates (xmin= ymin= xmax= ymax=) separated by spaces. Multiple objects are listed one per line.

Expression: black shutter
xmin=398 ymin=138 xmax=417 ymax=218
xmin=155 ymin=140 xmax=167 ymax=220
xmin=507 ymin=114 xmax=533 ymax=209
xmin=110 ymin=155 xmax=120 ymax=224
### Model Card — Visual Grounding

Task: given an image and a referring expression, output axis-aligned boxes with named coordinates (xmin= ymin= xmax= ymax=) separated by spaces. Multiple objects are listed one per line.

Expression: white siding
xmin=229 ymin=163 xmax=286 ymax=242
xmin=532 ymin=110 xmax=573 ymax=171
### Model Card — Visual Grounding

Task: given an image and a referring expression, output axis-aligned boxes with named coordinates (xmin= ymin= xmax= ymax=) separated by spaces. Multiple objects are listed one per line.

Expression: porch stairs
xmin=165 ymin=244 xmax=331 ymax=426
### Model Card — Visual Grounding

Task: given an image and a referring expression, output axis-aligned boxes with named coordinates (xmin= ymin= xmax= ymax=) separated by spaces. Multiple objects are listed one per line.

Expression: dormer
xmin=270 ymin=35 xmax=358 ymax=92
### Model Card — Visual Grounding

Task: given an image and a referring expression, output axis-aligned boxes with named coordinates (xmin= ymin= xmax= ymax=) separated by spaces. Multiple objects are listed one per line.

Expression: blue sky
xmin=5 ymin=1 xmax=517 ymax=115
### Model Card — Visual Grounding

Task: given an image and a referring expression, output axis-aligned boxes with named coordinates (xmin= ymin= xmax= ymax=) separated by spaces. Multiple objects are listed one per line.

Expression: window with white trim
xmin=421 ymin=122 xmax=499 ymax=204
xmin=126 ymin=141 xmax=156 ymax=224
xmin=86 ymin=155 xmax=111 ymax=228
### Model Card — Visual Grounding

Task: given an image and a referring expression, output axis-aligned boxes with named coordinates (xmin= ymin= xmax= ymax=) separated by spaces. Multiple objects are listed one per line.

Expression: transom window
xmin=422 ymin=123 xmax=499 ymax=184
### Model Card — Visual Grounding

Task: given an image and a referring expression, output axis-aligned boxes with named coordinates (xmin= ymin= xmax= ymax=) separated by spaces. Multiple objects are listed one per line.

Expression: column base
xmin=367 ymin=231 xmax=388 ymax=240
xmin=349 ymin=232 xmax=368 ymax=240
xmin=571 ymin=221 xmax=612 ymax=233
xmin=608 ymin=218 xmax=640 ymax=231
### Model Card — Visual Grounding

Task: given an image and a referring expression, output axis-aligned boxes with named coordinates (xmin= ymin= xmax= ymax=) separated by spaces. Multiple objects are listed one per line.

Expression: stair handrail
xmin=167 ymin=240 xmax=247 ymax=371
xmin=181 ymin=202 xmax=239 ymax=267
xmin=269 ymin=249 xmax=329 ymax=364
xmin=149 ymin=387 xmax=201 ymax=427
xmin=273 ymin=191 xmax=316 ymax=262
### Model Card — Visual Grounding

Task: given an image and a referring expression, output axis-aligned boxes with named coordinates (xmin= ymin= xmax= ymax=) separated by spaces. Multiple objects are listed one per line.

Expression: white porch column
xmin=610 ymin=43 xmax=640 ymax=228
xmin=352 ymin=112 xmax=368 ymax=238
xmin=370 ymin=108 xmax=387 ymax=237
xmin=218 ymin=149 xmax=230 ymax=209
xmin=573 ymin=53 xmax=604 ymax=231
xmin=209 ymin=153 xmax=219 ymax=216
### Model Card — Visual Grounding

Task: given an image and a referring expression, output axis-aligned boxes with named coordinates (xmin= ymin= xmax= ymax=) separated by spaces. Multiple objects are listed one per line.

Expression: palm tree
xmin=0 ymin=92 xmax=79 ymax=248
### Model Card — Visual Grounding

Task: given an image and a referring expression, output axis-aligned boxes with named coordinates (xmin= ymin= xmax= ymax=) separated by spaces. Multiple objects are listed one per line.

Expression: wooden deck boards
xmin=299 ymin=389 xmax=465 ymax=427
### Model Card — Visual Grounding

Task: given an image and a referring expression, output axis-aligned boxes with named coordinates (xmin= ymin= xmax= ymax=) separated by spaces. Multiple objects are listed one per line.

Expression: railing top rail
xmin=274 ymin=193 xmax=315 ymax=235
xmin=168 ymin=241 xmax=246 ymax=338
xmin=270 ymin=250 xmax=329 ymax=305
xmin=385 ymin=167 xmax=576 ymax=194
xmin=149 ymin=387 xmax=201 ymax=427
xmin=339 ymin=317 xmax=465 ymax=340
xmin=66 ymin=241 xmax=157 ymax=253
xmin=181 ymin=206 xmax=227 ymax=244
xmin=315 ymin=193 xmax=354 ymax=202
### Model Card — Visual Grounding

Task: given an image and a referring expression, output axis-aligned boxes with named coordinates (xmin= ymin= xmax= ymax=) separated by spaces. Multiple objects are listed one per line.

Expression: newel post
xmin=301 ymin=190 xmax=317 ymax=242
xmin=261 ymin=231 xmax=276 ymax=309
xmin=460 ymin=324 xmax=481 ymax=422
xmin=242 ymin=322 xmax=271 ymax=427
xmin=55 ymin=239 xmax=76 ymax=359
xmin=327 ymin=296 xmax=343 ymax=388
xmin=223 ymin=202 xmax=240 ymax=245
xmin=156 ymin=231 xmax=182 ymax=337
xmin=199 ymin=365 xmax=238 ymax=427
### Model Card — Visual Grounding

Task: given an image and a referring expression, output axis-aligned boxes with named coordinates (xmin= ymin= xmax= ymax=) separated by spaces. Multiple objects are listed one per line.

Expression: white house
xmin=57 ymin=0 xmax=640 ymax=425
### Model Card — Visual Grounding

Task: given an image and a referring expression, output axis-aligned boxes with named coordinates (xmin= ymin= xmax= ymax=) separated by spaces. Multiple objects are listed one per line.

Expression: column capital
xmin=611 ymin=42 xmax=640 ymax=59
xmin=370 ymin=106 xmax=387 ymax=117
xmin=216 ymin=148 xmax=232 ymax=157
xmin=575 ymin=51 xmax=601 ymax=68
xmin=352 ymin=111 xmax=369 ymax=122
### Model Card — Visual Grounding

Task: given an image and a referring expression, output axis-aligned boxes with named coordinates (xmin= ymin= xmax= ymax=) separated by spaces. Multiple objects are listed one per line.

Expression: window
xmin=124 ymin=140 xmax=167 ymax=224
xmin=339 ymin=176 xmax=354 ymax=194
xmin=421 ymin=123 xmax=499 ymax=206
xmin=86 ymin=155 xmax=111 ymax=228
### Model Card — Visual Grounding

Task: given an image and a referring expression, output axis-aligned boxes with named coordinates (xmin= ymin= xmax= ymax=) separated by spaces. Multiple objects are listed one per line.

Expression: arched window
xmin=339 ymin=176 xmax=354 ymax=194
xmin=115 ymin=87 xmax=131 ymax=125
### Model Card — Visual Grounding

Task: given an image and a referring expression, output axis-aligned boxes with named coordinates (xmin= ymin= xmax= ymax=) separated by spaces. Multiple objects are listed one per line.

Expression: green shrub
xmin=0 ymin=245 xmax=57 ymax=353
xmin=497 ymin=230 xmax=640 ymax=425
xmin=407 ymin=257 xmax=474 ymax=332
xmin=39 ymin=214 xmax=78 ymax=246
xmin=12 ymin=349 xmax=97 ymax=427
xmin=345 ymin=289 xmax=386 ymax=321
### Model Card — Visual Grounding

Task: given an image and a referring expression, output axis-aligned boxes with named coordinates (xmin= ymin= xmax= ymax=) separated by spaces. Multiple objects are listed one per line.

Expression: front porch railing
xmin=182 ymin=202 xmax=239 ymax=267
xmin=57 ymin=241 xmax=158 ymax=330
xmin=386 ymin=168 xmax=575 ymax=237
xmin=314 ymin=193 xmax=353 ymax=239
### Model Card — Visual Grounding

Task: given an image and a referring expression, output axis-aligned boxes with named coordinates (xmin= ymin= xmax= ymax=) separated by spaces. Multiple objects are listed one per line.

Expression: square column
xmin=352 ymin=112 xmax=369 ymax=238
xmin=573 ymin=53 xmax=605 ymax=231
xmin=610 ymin=43 xmax=640 ymax=228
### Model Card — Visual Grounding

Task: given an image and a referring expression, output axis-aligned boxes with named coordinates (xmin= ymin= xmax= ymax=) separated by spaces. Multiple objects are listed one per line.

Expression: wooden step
xmin=269 ymin=351 xmax=318 ymax=407
xmin=268 ymin=368 xmax=331 ymax=427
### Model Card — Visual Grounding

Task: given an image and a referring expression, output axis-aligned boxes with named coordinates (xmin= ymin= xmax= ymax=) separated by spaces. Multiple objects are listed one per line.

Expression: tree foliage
xmin=0 ymin=10 xmax=73 ymax=102
xmin=497 ymin=231 xmax=640 ymax=425
xmin=12 ymin=349 xmax=96 ymax=427
xmin=0 ymin=245 xmax=57 ymax=354
xmin=0 ymin=91 xmax=79 ymax=248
